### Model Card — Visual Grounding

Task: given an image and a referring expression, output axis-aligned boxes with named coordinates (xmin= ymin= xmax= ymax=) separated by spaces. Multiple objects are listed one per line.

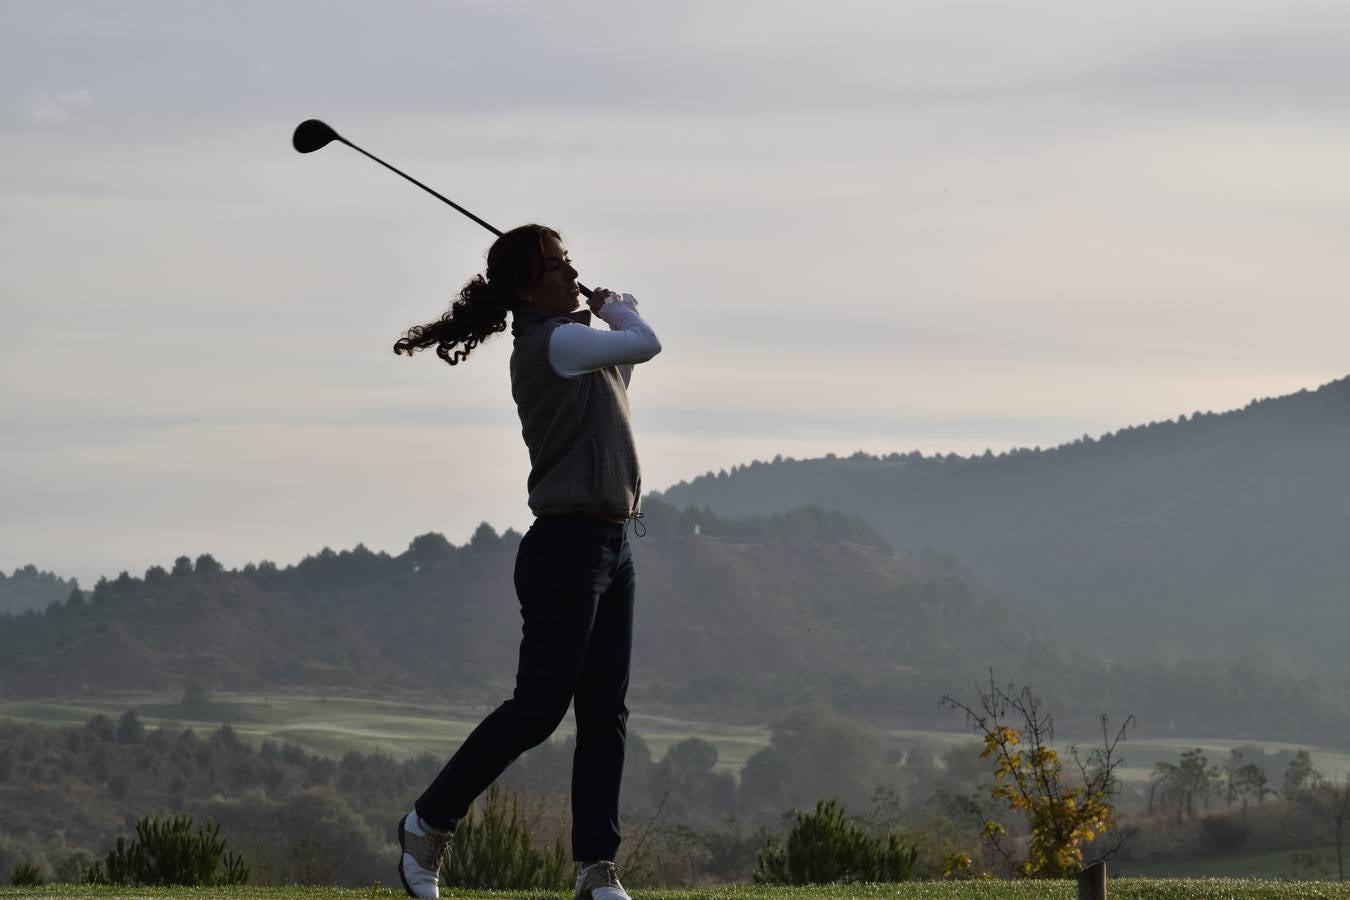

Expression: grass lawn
xmin=0 ymin=694 xmax=772 ymax=773
xmin=5 ymin=880 xmax=1350 ymax=899
xmin=1121 ymin=846 xmax=1340 ymax=880
xmin=4 ymin=693 xmax=1348 ymax=789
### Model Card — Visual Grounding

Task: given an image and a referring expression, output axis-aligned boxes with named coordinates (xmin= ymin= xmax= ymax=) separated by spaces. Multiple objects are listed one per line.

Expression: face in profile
xmin=523 ymin=235 xmax=580 ymax=312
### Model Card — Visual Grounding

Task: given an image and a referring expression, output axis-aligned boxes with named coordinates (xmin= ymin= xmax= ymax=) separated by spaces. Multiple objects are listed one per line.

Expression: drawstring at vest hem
xmin=624 ymin=511 xmax=646 ymax=538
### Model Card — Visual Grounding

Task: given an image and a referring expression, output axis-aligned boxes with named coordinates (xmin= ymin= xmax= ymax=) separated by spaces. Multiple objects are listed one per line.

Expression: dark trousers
xmin=415 ymin=514 xmax=635 ymax=862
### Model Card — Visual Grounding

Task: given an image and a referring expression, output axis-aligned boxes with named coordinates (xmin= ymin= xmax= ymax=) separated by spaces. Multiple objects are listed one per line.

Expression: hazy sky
xmin=4 ymin=1 xmax=1348 ymax=584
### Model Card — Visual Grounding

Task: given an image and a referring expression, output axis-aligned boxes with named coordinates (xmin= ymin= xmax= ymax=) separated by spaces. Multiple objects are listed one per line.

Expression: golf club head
xmin=293 ymin=119 xmax=342 ymax=154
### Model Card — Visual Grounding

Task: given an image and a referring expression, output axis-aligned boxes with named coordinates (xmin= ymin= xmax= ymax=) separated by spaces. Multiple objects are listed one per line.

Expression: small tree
xmin=739 ymin=699 xmax=888 ymax=815
xmin=467 ymin=522 xmax=500 ymax=553
xmin=1233 ymin=763 xmax=1269 ymax=813
xmin=1149 ymin=748 xmax=1220 ymax=820
xmin=1149 ymin=760 xmax=1182 ymax=820
xmin=57 ymin=851 xmax=95 ymax=883
xmin=84 ymin=814 xmax=249 ymax=886
xmin=117 ymin=709 xmax=146 ymax=744
xmin=1222 ymin=748 xmax=1270 ymax=811
xmin=1292 ymin=770 xmax=1350 ymax=882
xmin=1177 ymin=748 xmax=1219 ymax=816
xmin=754 ymin=799 xmax=918 ymax=884
xmin=1283 ymin=750 xmax=1318 ymax=802
xmin=193 ymin=554 xmax=223 ymax=576
xmin=85 ymin=713 xmax=116 ymax=743
xmin=941 ymin=672 xmax=1134 ymax=878
xmin=1325 ymin=777 xmax=1350 ymax=883
xmin=180 ymin=677 xmax=211 ymax=715
xmin=441 ymin=785 xmax=569 ymax=890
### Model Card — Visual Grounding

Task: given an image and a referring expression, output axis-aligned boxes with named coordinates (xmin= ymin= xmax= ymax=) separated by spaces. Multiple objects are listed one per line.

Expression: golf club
xmin=293 ymin=118 xmax=593 ymax=299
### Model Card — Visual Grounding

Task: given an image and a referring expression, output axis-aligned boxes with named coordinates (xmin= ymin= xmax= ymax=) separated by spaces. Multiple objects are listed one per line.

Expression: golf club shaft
xmin=338 ymin=137 xmax=502 ymax=237
xmin=336 ymin=136 xmax=594 ymax=301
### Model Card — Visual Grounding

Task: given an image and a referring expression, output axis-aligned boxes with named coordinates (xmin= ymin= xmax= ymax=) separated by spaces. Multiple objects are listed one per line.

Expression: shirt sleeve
xmin=548 ymin=293 xmax=662 ymax=381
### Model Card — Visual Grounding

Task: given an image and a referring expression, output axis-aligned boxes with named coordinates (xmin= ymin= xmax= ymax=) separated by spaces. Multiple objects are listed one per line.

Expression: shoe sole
xmin=397 ymin=817 xmax=416 ymax=898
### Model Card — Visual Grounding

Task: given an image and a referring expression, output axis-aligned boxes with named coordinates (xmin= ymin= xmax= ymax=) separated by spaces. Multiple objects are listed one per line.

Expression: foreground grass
xmin=5 ymin=882 xmax=1350 ymax=899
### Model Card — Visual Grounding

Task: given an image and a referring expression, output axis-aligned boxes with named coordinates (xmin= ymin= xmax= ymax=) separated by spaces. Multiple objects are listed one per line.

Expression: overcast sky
xmin=4 ymin=1 xmax=1348 ymax=585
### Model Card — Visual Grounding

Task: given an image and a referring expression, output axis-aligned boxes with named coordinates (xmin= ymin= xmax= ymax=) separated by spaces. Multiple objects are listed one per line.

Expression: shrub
xmin=941 ymin=676 xmax=1134 ymax=877
xmin=84 ymin=814 xmax=249 ymax=886
xmin=10 ymin=862 xmax=43 ymax=886
xmin=442 ymin=785 xmax=569 ymax=890
xmin=56 ymin=851 xmax=95 ymax=884
xmin=1200 ymin=814 xmax=1249 ymax=852
xmin=754 ymin=799 xmax=918 ymax=884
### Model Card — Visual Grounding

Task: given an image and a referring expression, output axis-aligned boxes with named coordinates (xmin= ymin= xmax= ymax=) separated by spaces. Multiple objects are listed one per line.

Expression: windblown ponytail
xmin=393 ymin=224 xmax=561 ymax=366
xmin=392 ymin=275 xmax=513 ymax=365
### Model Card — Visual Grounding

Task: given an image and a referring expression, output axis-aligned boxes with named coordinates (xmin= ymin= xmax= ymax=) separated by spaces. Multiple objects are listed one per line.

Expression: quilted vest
xmin=509 ymin=305 xmax=641 ymax=518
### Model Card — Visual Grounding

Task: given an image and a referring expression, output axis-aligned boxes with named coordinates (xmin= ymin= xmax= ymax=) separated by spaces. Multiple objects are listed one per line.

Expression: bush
xmin=754 ymin=799 xmax=918 ymax=884
xmin=56 ymin=851 xmax=95 ymax=884
xmin=442 ymin=785 xmax=569 ymax=890
xmin=199 ymin=785 xmax=389 ymax=887
xmin=1200 ymin=814 xmax=1249 ymax=852
xmin=10 ymin=862 xmax=43 ymax=886
xmin=85 ymin=814 xmax=249 ymax=886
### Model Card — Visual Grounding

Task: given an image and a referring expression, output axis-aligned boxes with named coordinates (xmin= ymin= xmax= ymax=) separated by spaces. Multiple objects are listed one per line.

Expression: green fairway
xmin=5 ymin=880 xmax=1350 ymax=899
xmin=1121 ymin=847 xmax=1341 ymax=880
xmin=2 ymin=693 xmax=1348 ymax=787
xmin=0 ymin=693 xmax=774 ymax=773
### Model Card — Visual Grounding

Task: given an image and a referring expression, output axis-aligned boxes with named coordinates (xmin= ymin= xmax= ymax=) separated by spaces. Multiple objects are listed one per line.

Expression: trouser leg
xmin=571 ymin=536 xmax=635 ymax=862
xmin=414 ymin=519 xmax=619 ymax=830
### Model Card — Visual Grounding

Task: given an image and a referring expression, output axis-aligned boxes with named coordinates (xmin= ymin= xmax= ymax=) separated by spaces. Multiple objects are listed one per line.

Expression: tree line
xmin=1146 ymin=745 xmax=1349 ymax=879
xmin=0 ymin=699 xmax=990 ymax=886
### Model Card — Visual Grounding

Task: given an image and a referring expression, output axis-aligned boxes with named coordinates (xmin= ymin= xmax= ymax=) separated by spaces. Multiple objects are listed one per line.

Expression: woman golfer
xmin=391 ymin=224 xmax=660 ymax=900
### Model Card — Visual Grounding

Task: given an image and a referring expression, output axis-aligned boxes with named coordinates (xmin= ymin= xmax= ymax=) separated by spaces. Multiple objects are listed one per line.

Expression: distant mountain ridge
xmin=0 ymin=511 xmax=1008 ymax=719
xmin=4 ymin=505 xmax=1350 ymax=746
xmin=652 ymin=375 xmax=1350 ymax=672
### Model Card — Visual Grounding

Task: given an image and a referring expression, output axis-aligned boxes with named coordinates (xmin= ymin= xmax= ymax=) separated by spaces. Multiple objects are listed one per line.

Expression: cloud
xmin=5 ymin=1 xmax=1346 ymax=143
xmin=27 ymin=87 xmax=92 ymax=124
xmin=4 ymin=0 xmax=1349 ymax=583
xmin=1067 ymin=13 xmax=1350 ymax=113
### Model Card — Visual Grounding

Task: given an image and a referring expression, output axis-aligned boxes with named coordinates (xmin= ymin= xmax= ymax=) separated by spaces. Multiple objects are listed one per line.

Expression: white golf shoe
xmin=574 ymin=860 xmax=631 ymax=900
xmin=397 ymin=810 xmax=452 ymax=899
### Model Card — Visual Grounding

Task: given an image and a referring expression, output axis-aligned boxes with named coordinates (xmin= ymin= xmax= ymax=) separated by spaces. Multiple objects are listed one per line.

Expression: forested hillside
xmin=0 ymin=505 xmax=989 ymax=719
xmin=3 ymin=504 xmax=1348 ymax=745
xmin=654 ymin=376 xmax=1350 ymax=671
xmin=0 ymin=566 xmax=77 ymax=616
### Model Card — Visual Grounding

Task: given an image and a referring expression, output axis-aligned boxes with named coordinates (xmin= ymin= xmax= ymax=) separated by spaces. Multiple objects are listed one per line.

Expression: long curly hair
xmin=393 ymin=224 xmax=561 ymax=365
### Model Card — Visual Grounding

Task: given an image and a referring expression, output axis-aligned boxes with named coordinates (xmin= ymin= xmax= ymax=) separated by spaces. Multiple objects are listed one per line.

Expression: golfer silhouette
xmin=390 ymin=224 xmax=660 ymax=900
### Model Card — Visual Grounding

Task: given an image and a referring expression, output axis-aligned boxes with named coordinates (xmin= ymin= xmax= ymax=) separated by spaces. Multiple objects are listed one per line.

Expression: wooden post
xmin=1076 ymin=861 xmax=1106 ymax=900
